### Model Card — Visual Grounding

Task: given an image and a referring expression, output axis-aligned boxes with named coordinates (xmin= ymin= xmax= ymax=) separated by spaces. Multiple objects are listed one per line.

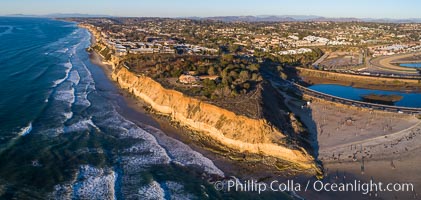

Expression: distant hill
xmin=189 ymin=15 xmax=421 ymax=23
xmin=44 ymin=13 xmax=113 ymax=18
xmin=3 ymin=14 xmax=421 ymax=23
xmin=187 ymin=15 xmax=313 ymax=22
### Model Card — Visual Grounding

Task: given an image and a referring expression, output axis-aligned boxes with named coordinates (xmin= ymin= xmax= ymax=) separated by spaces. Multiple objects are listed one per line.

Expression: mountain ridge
xmin=2 ymin=13 xmax=420 ymax=23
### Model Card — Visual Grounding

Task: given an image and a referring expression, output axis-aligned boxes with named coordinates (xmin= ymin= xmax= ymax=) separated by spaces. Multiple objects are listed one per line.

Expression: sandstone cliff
xmin=111 ymin=67 xmax=318 ymax=172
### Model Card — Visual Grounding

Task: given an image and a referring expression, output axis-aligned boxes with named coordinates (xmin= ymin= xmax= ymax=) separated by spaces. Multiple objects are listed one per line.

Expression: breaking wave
xmin=18 ymin=122 xmax=33 ymax=136
xmin=52 ymin=62 xmax=73 ymax=87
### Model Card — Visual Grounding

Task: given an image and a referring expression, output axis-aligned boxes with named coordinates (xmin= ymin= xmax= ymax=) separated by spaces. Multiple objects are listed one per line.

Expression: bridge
xmin=290 ymin=82 xmax=421 ymax=115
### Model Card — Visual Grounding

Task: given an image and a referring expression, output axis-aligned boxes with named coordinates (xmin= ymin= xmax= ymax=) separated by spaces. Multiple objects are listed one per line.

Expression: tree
xmin=170 ymin=69 xmax=183 ymax=78
xmin=213 ymin=85 xmax=231 ymax=98
xmin=221 ymin=68 xmax=229 ymax=79
xmin=251 ymin=73 xmax=259 ymax=81
xmin=243 ymin=82 xmax=251 ymax=90
xmin=249 ymin=64 xmax=260 ymax=72
xmin=221 ymin=54 xmax=234 ymax=65
xmin=229 ymin=71 xmax=239 ymax=79
xmin=208 ymin=66 xmax=216 ymax=76
xmin=197 ymin=65 xmax=207 ymax=75
xmin=202 ymin=79 xmax=217 ymax=98
xmin=239 ymin=70 xmax=250 ymax=82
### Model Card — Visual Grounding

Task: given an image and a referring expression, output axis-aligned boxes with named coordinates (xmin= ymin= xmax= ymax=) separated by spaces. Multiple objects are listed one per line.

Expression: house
xmin=130 ymin=48 xmax=154 ymax=54
xmin=116 ymin=48 xmax=127 ymax=56
xmin=160 ymin=48 xmax=176 ymax=54
xmin=179 ymin=75 xmax=200 ymax=84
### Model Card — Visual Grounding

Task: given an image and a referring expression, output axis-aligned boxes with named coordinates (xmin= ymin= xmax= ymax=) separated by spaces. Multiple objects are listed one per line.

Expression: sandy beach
xmin=286 ymin=96 xmax=421 ymax=199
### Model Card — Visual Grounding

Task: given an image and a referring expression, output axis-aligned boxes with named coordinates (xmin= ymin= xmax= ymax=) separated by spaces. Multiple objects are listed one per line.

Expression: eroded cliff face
xmin=111 ymin=67 xmax=318 ymax=172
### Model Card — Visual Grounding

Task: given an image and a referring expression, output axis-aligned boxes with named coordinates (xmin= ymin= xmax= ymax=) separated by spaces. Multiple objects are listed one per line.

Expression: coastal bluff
xmin=111 ymin=67 xmax=319 ymax=173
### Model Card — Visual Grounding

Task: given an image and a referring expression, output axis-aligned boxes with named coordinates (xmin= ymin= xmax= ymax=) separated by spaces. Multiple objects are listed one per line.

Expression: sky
xmin=0 ymin=0 xmax=420 ymax=19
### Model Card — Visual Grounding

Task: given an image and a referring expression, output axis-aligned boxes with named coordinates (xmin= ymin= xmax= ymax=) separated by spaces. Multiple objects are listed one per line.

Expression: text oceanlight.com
xmin=213 ymin=179 xmax=414 ymax=195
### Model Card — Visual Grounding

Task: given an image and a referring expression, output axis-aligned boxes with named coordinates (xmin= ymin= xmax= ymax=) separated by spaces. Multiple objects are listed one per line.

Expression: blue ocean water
xmin=0 ymin=17 xmax=234 ymax=199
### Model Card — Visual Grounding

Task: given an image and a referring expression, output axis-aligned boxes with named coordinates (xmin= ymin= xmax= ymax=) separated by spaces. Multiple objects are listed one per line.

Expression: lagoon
xmin=308 ymin=84 xmax=421 ymax=108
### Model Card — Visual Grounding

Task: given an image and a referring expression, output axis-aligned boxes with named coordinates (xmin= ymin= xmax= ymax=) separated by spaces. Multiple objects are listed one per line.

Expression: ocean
xmin=0 ymin=17 xmax=229 ymax=199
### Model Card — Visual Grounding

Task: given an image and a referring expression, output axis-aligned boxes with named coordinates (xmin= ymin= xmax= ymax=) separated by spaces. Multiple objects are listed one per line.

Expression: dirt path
xmin=370 ymin=52 xmax=421 ymax=74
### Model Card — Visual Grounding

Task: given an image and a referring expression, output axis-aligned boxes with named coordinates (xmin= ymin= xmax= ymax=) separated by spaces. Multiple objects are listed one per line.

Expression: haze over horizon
xmin=1 ymin=0 xmax=420 ymax=19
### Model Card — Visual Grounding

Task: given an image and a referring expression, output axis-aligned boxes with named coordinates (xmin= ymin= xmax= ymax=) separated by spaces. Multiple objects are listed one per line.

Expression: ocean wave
xmin=0 ymin=25 xmax=13 ymax=37
xmin=55 ymin=48 xmax=69 ymax=54
xmin=51 ymin=165 xmax=117 ymax=200
xmin=54 ymin=86 xmax=76 ymax=121
xmin=18 ymin=122 xmax=33 ymax=136
xmin=54 ymin=87 xmax=75 ymax=104
xmin=122 ymin=151 xmax=171 ymax=167
xmin=93 ymin=113 xmax=174 ymax=170
xmin=64 ymin=118 xmax=100 ymax=133
xmin=146 ymin=125 xmax=224 ymax=176
xmin=70 ymin=29 xmax=78 ymax=35
xmin=80 ymin=62 xmax=96 ymax=90
xmin=137 ymin=181 xmax=165 ymax=200
xmin=96 ymin=110 xmax=223 ymax=176
xmin=68 ymin=40 xmax=80 ymax=57
xmin=52 ymin=62 xmax=73 ymax=87
xmin=63 ymin=112 xmax=73 ymax=121
xmin=163 ymin=181 xmax=196 ymax=200
xmin=43 ymin=28 xmax=81 ymax=58
xmin=74 ymin=93 xmax=91 ymax=107
xmin=116 ymin=116 xmax=223 ymax=176
xmin=41 ymin=127 xmax=64 ymax=137
xmin=68 ymin=70 xmax=80 ymax=86
xmin=74 ymin=82 xmax=92 ymax=108
xmin=72 ymin=60 xmax=95 ymax=108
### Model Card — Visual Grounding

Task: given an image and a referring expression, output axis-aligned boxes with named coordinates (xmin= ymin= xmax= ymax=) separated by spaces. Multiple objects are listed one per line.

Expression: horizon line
xmin=2 ymin=13 xmax=421 ymax=20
